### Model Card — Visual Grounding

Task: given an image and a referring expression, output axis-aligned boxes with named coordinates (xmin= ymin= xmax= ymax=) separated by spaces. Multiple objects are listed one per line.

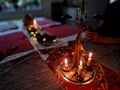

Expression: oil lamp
xmin=59 ymin=33 xmax=96 ymax=85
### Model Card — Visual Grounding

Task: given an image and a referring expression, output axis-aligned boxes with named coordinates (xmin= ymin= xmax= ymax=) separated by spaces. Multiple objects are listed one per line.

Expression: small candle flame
xmin=33 ymin=20 xmax=39 ymax=29
xmin=80 ymin=60 xmax=82 ymax=66
xmin=65 ymin=58 xmax=68 ymax=65
xmin=64 ymin=58 xmax=69 ymax=69
xmin=87 ymin=52 xmax=93 ymax=66
xmin=89 ymin=52 xmax=92 ymax=58
xmin=33 ymin=20 xmax=37 ymax=24
xmin=43 ymin=38 xmax=46 ymax=42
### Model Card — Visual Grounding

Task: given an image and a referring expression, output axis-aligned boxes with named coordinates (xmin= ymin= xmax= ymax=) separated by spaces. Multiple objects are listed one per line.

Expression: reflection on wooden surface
xmin=0 ymin=52 xmax=65 ymax=90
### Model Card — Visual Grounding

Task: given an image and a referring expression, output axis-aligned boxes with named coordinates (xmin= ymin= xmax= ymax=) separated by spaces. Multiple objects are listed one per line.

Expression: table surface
xmin=0 ymin=52 xmax=65 ymax=90
xmin=82 ymin=39 xmax=120 ymax=73
xmin=0 ymin=17 xmax=120 ymax=90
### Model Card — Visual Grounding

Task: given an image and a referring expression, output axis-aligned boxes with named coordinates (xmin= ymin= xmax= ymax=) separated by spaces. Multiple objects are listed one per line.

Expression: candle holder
xmin=59 ymin=33 xmax=96 ymax=85
xmin=60 ymin=65 xmax=96 ymax=85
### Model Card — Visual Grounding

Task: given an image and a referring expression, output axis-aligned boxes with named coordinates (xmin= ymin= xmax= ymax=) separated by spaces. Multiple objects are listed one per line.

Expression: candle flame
xmin=80 ymin=60 xmax=82 ymax=66
xmin=65 ymin=58 xmax=68 ymax=64
xmin=33 ymin=20 xmax=39 ymax=28
xmin=33 ymin=20 xmax=37 ymax=24
xmin=43 ymin=38 xmax=46 ymax=41
xmin=89 ymin=52 xmax=92 ymax=58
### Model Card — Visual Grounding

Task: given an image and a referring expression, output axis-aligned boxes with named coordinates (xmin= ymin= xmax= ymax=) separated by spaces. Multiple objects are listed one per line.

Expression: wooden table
xmin=0 ymin=17 xmax=120 ymax=90
xmin=0 ymin=52 xmax=65 ymax=90
xmin=82 ymin=39 xmax=120 ymax=73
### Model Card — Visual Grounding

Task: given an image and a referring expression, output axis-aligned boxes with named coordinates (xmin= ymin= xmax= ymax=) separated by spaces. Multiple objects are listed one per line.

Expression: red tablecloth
xmin=45 ymin=42 xmax=120 ymax=90
xmin=0 ymin=32 xmax=34 ymax=59
xmin=36 ymin=19 xmax=81 ymax=38
xmin=37 ymin=19 xmax=57 ymax=26
xmin=44 ymin=24 xmax=80 ymax=38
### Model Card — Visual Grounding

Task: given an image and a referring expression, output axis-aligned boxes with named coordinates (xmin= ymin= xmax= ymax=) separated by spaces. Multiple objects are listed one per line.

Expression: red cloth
xmin=37 ymin=19 xmax=57 ymax=26
xmin=44 ymin=24 xmax=80 ymax=38
xmin=0 ymin=32 xmax=34 ymax=56
xmin=46 ymin=44 xmax=120 ymax=90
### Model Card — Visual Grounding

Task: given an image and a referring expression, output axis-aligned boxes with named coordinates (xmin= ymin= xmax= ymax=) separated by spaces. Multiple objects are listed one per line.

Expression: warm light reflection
xmin=30 ymin=32 xmax=34 ymax=35
xmin=33 ymin=34 xmax=36 ymax=37
xmin=31 ymin=37 xmax=37 ymax=41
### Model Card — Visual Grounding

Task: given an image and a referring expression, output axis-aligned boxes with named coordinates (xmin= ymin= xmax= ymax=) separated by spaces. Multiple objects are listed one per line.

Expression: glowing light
xmin=89 ymin=52 xmax=92 ymax=58
xmin=30 ymin=32 xmax=34 ymax=35
xmin=87 ymin=52 xmax=93 ymax=66
xmin=80 ymin=60 xmax=83 ymax=66
xmin=33 ymin=34 xmax=36 ymax=37
xmin=65 ymin=58 xmax=68 ymax=65
xmin=64 ymin=58 xmax=69 ymax=68
xmin=33 ymin=20 xmax=39 ymax=29
xmin=43 ymin=38 xmax=46 ymax=41
xmin=31 ymin=37 xmax=37 ymax=41
xmin=78 ymin=60 xmax=83 ymax=75
xmin=52 ymin=39 xmax=57 ymax=42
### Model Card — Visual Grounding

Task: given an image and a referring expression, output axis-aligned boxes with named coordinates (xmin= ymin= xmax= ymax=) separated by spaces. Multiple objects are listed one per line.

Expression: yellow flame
xmin=43 ymin=38 xmax=46 ymax=41
xmin=89 ymin=52 xmax=92 ymax=58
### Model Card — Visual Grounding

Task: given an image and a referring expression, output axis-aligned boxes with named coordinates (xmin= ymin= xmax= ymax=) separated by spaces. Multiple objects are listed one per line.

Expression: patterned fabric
xmin=46 ymin=41 xmax=120 ymax=90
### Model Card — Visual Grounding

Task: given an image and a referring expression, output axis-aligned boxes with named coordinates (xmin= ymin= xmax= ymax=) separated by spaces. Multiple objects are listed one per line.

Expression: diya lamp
xmin=59 ymin=33 xmax=96 ymax=85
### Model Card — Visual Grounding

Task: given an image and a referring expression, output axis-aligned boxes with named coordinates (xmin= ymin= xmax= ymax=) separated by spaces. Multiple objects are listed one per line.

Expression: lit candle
xmin=78 ymin=60 xmax=83 ymax=75
xmin=64 ymin=58 xmax=68 ymax=67
xmin=33 ymin=20 xmax=39 ymax=29
xmin=87 ymin=52 xmax=92 ymax=66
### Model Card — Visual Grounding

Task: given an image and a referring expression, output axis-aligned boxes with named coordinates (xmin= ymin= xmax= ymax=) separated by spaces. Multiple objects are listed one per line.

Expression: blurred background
xmin=0 ymin=0 xmax=115 ymax=27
